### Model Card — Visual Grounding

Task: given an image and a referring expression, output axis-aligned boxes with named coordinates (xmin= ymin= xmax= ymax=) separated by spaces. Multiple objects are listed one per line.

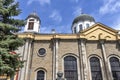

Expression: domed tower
xmin=72 ymin=14 xmax=95 ymax=33
xmin=24 ymin=12 xmax=41 ymax=33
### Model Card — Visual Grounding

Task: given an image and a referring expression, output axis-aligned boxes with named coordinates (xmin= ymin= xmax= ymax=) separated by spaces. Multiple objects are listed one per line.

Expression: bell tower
xmin=24 ymin=12 xmax=41 ymax=33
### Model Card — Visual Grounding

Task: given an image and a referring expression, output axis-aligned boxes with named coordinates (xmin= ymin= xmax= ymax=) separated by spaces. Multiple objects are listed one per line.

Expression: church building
xmin=17 ymin=12 xmax=120 ymax=80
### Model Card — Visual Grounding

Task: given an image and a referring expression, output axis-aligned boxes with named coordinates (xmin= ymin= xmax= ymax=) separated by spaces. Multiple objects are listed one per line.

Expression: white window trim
xmin=88 ymin=55 xmax=104 ymax=80
xmin=35 ymin=69 xmax=47 ymax=80
xmin=61 ymin=53 xmax=80 ymax=80
xmin=107 ymin=55 xmax=120 ymax=80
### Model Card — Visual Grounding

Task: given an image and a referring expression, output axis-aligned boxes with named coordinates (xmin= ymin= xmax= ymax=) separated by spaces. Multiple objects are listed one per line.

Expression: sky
xmin=16 ymin=0 xmax=120 ymax=33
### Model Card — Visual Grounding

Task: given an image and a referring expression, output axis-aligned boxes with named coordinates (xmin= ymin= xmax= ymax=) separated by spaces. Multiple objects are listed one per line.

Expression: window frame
xmin=64 ymin=56 xmax=78 ymax=80
xmin=79 ymin=24 xmax=83 ymax=31
xmin=86 ymin=23 xmax=89 ymax=28
xmin=74 ymin=27 xmax=77 ymax=33
xmin=28 ymin=19 xmax=35 ymax=30
xmin=38 ymin=48 xmax=46 ymax=57
xmin=35 ymin=69 xmax=46 ymax=80
xmin=89 ymin=56 xmax=103 ymax=80
xmin=109 ymin=56 xmax=120 ymax=80
xmin=28 ymin=22 xmax=34 ymax=30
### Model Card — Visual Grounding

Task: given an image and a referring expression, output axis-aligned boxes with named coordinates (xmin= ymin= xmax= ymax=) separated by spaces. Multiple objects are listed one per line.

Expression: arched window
xmin=28 ymin=19 xmax=34 ymax=30
xmin=90 ymin=57 xmax=103 ymax=80
xmin=110 ymin=57 xmax=120 ymax=80
xmin=79 ymin=24 xmax=83 ymax=31
xmin=37 ymin=70 xmax=45 ymax=80
xmin=86 ymin=23 xmax=89 ymax=28
xmin=64 ymin=56 xmax=78 ymax=80
xmin=74 ymin=27 xmax=76 ymax=33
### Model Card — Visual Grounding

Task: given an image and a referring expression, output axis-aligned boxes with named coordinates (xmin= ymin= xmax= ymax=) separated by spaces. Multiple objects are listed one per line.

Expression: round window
xmin=38 ymin=48 xmax=46 ymax=56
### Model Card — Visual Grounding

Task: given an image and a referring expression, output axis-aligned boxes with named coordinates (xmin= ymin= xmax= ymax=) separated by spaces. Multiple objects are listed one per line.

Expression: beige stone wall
xmin=58 ymin=39 xmax=79 ymax=71
xmin=29 ymin=39 xmax=80 ymax=80
xmin=28 ymin=39 xmax=120 ymax=80
xmin=86 ymin=41 xmax=102 ymax=58
xmin=30 ymin=40 xmax=53 ymax=80
xmin=105 ymin=41 xmax=120 ymax=57
xmin=85 ymin=41 xmax=120 ymax=80
xmin=17 ymin=22 xmax=120 ymax=80
xmin=86 ymin=41 xmax=105 ymax=80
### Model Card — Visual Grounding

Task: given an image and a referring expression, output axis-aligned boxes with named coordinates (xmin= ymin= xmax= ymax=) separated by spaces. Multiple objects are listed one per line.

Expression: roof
xmin=26 ymin=12 xmax=40 ymax=21
xmin=72 ymin=14 xmax=95 ymax=24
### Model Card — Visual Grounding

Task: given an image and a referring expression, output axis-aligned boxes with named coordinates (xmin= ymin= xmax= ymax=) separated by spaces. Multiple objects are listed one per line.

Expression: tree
xmin=0 ymin=0 xmax=24 ymax=78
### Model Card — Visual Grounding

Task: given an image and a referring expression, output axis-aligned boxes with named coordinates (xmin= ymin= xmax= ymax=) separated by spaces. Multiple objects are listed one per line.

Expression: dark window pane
xmin=74 ymin=27 xmax=76 ymax=33
xmin=90 ymin=57 xmax=103 ymax=80
xmin=64 ymin=56 xmax=78 ymax=80
xmin=110 ymin=57 xmax=120 ymax=80
xmin=37 ymin=70 xmax=45 ymax=80
xmin=38 ymin=48 xmax=46 ymax=55
xmin=79 ymin=24 xmax=83 ymax=31
xmin=86 ymin=24 xmax=89 ymax=28
xmin=28 ymin=22 xmax=34 ymax=30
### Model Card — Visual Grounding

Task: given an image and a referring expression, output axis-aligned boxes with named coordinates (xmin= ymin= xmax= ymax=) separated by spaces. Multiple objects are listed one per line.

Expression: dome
xmin=26 ymin=12 xmax=40 ymax=20
xmin=72 ymin=14 xmax=95 ymax=24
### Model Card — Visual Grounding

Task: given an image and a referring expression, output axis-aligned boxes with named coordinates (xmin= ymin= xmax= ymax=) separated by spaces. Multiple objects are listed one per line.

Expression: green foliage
xmin=0 ymin=49 xmax=24 ymax=76
xmin=0 ymin=0 xmax=25 ymax=77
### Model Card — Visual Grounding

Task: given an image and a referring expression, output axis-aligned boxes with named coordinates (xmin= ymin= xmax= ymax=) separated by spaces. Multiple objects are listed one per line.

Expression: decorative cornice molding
xmin=18 ymin=23 xmax=120 ymax=41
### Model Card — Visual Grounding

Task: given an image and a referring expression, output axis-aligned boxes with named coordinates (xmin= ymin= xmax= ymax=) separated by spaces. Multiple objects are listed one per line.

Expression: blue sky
xmin=16 ymin=0 xmax=120 ymax=33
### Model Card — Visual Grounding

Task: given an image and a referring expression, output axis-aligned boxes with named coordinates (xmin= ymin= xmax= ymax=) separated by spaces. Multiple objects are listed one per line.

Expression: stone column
xmin=80 ymin=39 xmax=88 ymax=80
xmin=25 ymin=39 xmax=32 ymax=80
xmin=52 ymin=39 xmax=59 ymax=80
xmin=78 ymin=39 xmax=84 ymax=80
xmin=19 ymin=39 xmax=32 ymax=80
xmin=100 ymin=40 xmax=112 ymax=80
xmin=55 ymin=39 xmax=59 ymax=78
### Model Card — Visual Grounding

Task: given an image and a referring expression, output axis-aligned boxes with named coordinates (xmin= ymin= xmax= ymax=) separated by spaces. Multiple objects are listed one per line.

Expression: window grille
xmin=28 ymin=22 xmax=34 ymax=30
xmin=90 ymin=57 xmax=103 ymax=80
xmin=64 ymin=56 xmax=78 ymax=80
xmin=110 ymin=57 xmax=120 ymax=80
xmin=37 ymin=70 xmax=45 ymax=80
xmin=79 ymin=24 xmax=83 ymax=31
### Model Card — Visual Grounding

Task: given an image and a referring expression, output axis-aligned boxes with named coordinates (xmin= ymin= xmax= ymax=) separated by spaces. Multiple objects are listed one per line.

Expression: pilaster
xmin=19 ymin=38 xmax=32 ymax=80
xmin=80 ymin=39 xmax=88 ymax=80
xmin=25 ymin=39 xmax=33 ymax=80
xmin=52 ymin=38 xmax=59 ymax=80
xmin=78 ymin=39 xmax=83 ymax=80
xmin=99 ymin=40 xmax=112 ymax=80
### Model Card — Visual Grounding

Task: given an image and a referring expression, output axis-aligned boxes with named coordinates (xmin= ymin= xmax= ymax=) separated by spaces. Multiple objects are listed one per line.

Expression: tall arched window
xmin=28 ymin=19 xmax=34 ymax=30
xmin=64 ymin=56 xmax=78 ymax=80
xmin=74 ymin=27 xmax=76 ymax=33
xmin=110 ymin=57 xmax=120 ymax=80
xmin=90 ymin=57 xmax=103 ymax=80
xmin=37 ymin=70 xmax=45 ymax=80
xmin=86 ymin=23 xmax=89 ymax=28
xmin=79 ymin=24 xmax=83 ymax=31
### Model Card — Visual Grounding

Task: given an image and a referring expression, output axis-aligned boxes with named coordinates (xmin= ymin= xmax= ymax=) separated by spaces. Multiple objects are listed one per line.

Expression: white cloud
xmin=73 ymin=7 xmax=82 ymax=17
xmin=27 ymin=0 xmax=51 ymax=6
xmin=49 ymin=10 xmax=62 ymax=23
xmin=99 ymin=0 xmax=120 ymax=15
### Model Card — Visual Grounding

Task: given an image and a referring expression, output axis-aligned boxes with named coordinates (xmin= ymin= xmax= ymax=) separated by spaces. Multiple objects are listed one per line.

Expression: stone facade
xmin=17 ymin=22 xmax=120 ymax=80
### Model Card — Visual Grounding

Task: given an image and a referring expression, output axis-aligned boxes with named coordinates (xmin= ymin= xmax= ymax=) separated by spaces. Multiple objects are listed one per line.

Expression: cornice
xmin=18 ymin=23 xmax=120 ymax=41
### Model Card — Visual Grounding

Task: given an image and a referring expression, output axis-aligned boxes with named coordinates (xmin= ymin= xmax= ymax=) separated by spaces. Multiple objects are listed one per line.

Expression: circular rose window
xmin=38 ymin=48 xmax=46 ymax=56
